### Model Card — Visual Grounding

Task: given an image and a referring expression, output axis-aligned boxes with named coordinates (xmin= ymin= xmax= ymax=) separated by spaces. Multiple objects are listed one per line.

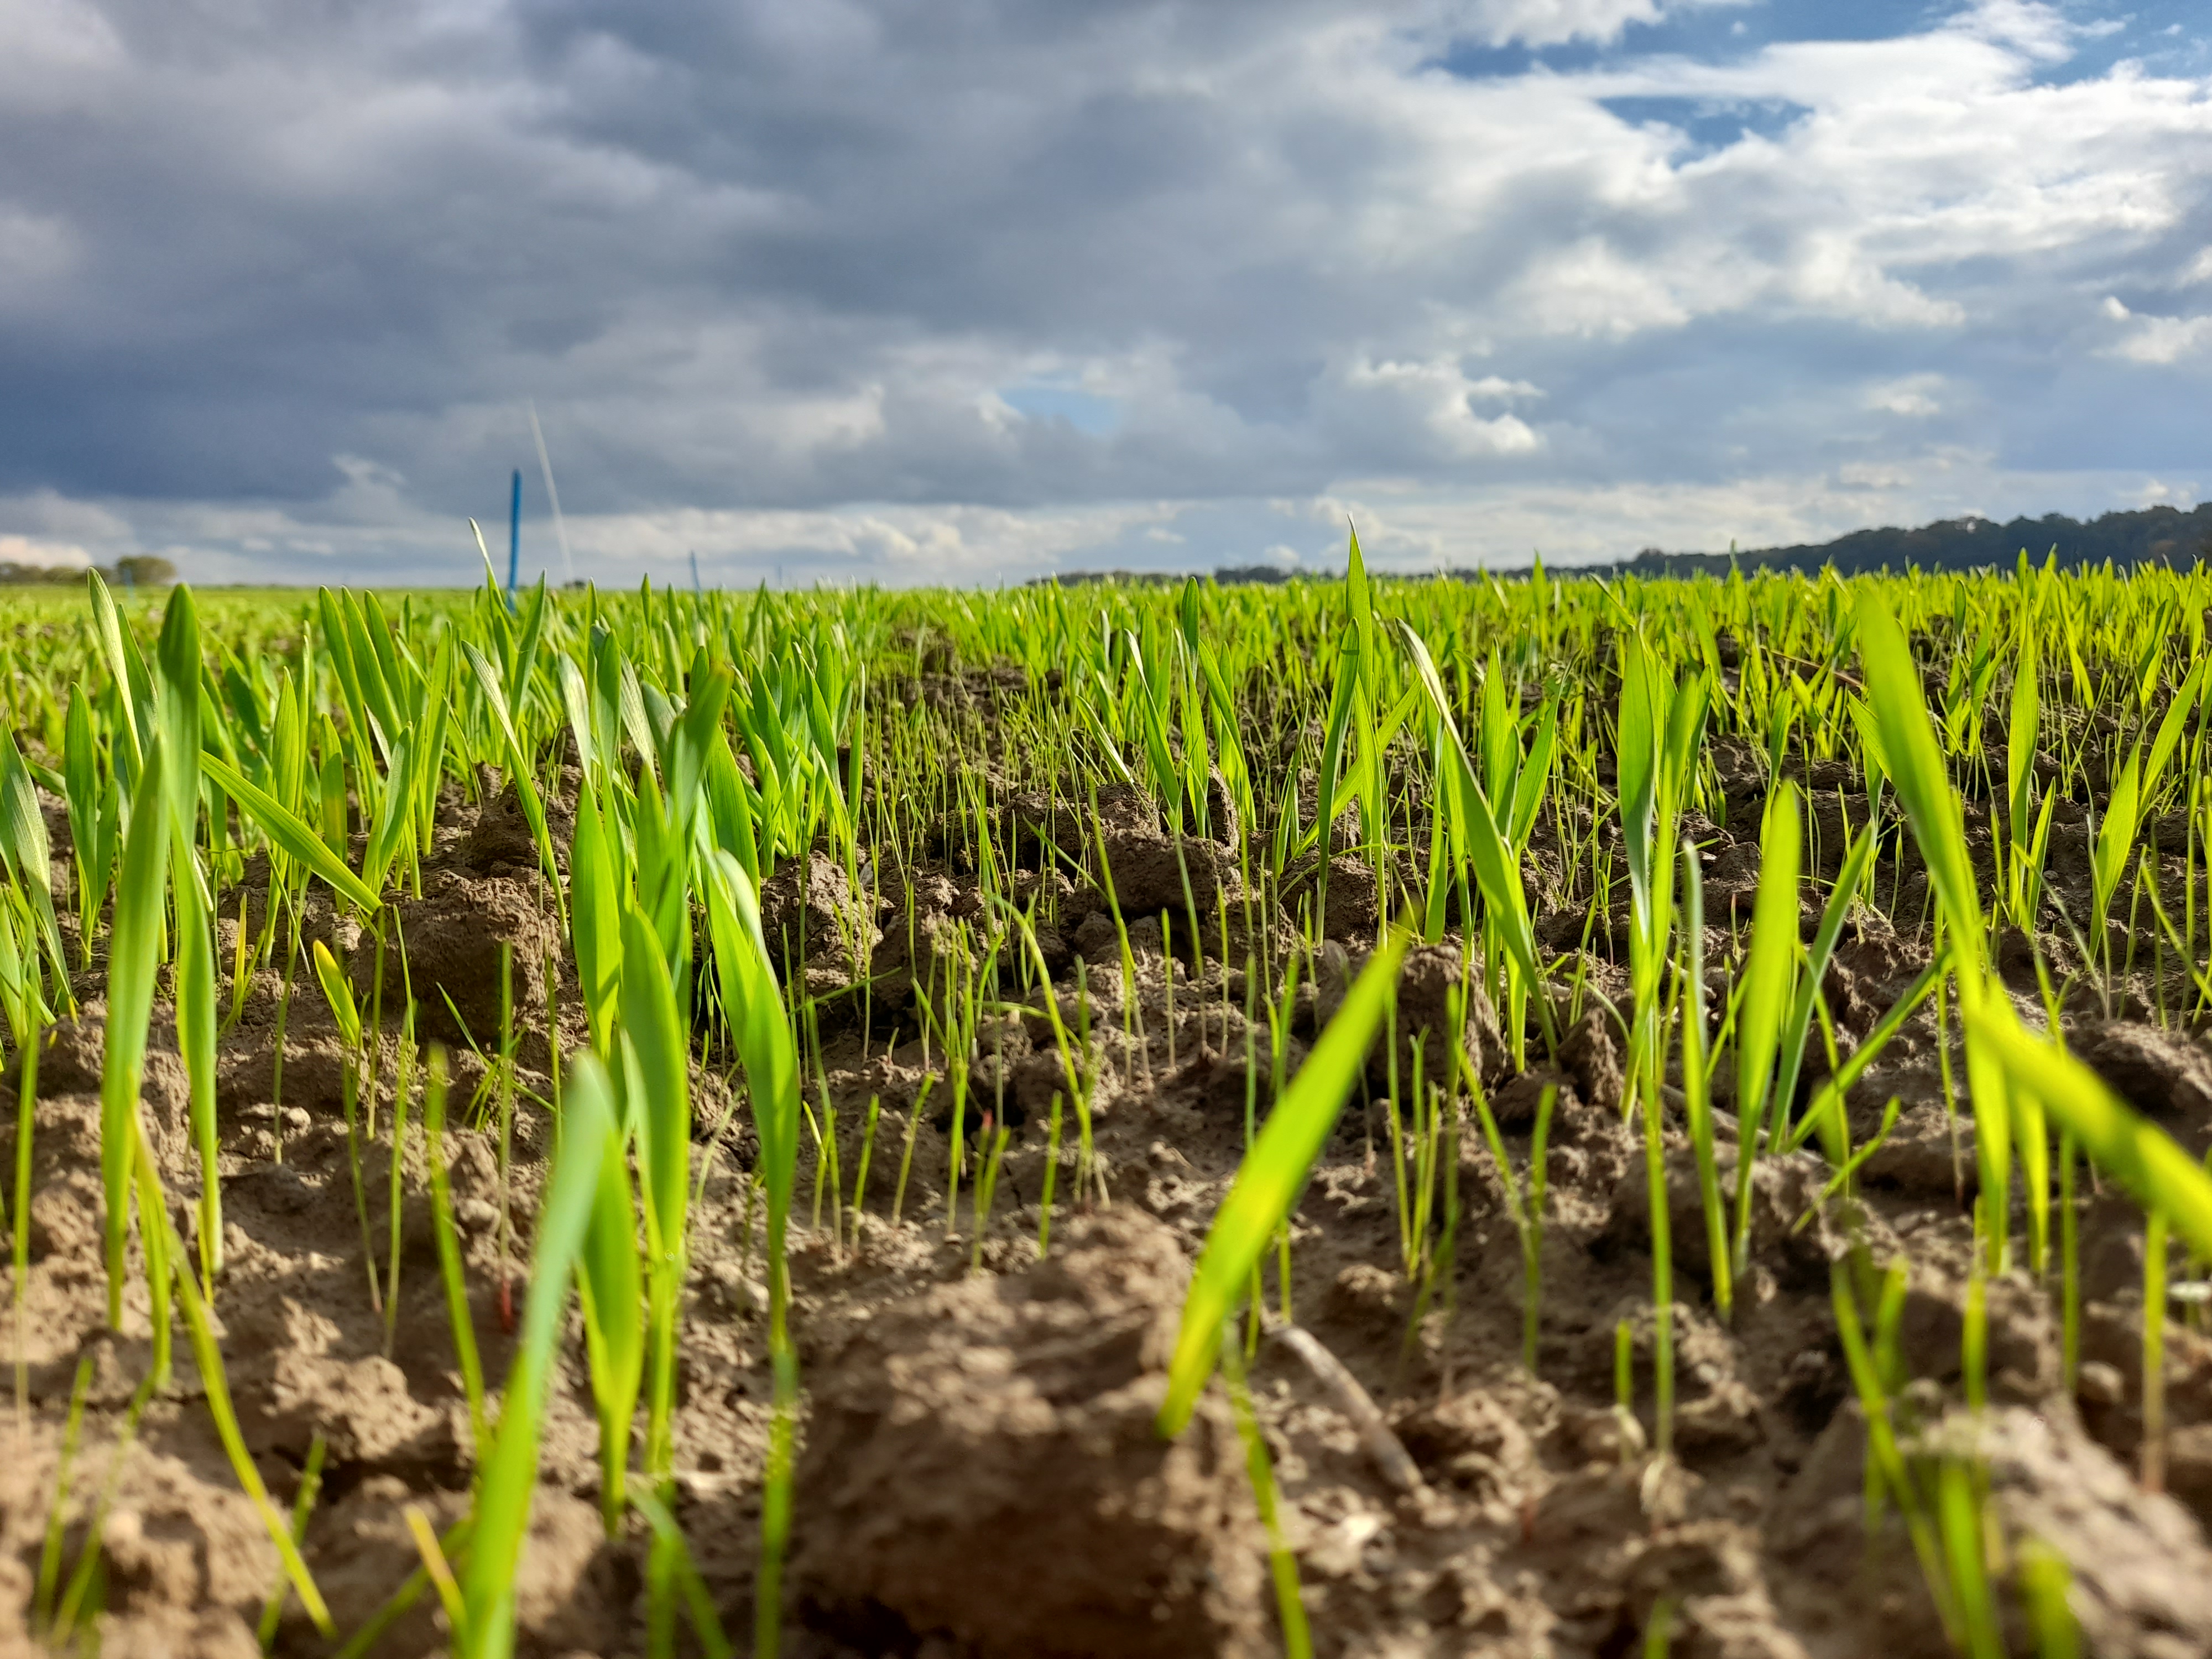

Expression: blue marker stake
xmin=507 ymin=468 xmax=522 ymax=596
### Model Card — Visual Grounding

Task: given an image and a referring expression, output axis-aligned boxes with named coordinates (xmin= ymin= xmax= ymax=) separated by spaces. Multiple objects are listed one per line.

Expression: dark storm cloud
xmin=2 ymin=0 xmax=2211 ymax=580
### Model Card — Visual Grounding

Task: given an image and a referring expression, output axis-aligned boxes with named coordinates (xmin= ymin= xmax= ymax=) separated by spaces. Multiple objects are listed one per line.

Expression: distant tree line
xmin=0 ymin=555 xmax=177 ymax=588
xmin=1028 ymin=502 xmax=2212 ymax=589
xmin=1029 ymin=563 xmax=1297 ymax=588
xmin=1553 ymin=502 xmax=2212 ymax=580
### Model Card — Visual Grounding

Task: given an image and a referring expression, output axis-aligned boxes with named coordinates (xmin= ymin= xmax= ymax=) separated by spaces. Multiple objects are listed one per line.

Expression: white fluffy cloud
xmin=2104 ymin=296 xmax=2212 ymax=363
xmin=0 ymin=533 xmax=91 ymax=568
xmin=2 ymin=0 xmax=2210 ymax=581
xmin=1430 ymin=0 xmax=1736 ymax=49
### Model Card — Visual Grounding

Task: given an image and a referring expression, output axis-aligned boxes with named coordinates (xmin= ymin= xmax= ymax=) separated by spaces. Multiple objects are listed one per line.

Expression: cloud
xmin=1430 ymin=0 xmax=1744 ymax=50
xmin=2104 ymin=295 xmax=2212 ymax=363
xmin=2 ymin=0 xmax=2211 ymax=580
xmin=0 ymin=534 xmax=91 ymax=569
xmin=1865 ymin=374 xmax=1947 ymax=418
xmin=1327 ymin=356 xmax=1545 ymax=460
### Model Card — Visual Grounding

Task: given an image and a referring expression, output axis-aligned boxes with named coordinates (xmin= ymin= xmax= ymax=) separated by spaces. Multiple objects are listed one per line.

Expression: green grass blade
xmin=1616 ymin=634 xmax=1661 ymax=905
xmin=2093 ymin=751 xmax=2141 ymax=924
xmin=1937 ymin=1459 xmax=2004 ymax=1659
xmin=2006 ymin=628 xmax=2038 ymax=866
xmin=700 ymin=851 xmax=801 ymax=1658
xmin=154 ymin=584 xmax=203 ymax=849
xmin=1782 ymin=963 xmax=1943 ymax=1155
xmin=1298 ymin=629 xmax=1361 ymax=861
xmin=85 ymin=569 xmax=149 ymax=772
xmin=619 ymin=904 xmax=691 ymax=1482
xmin=0 ymin=731 xmax=69 ymax=999
xmin=460 ymin=1051 xmax=615 ymax=1659
xmin=1160 ymin=926 xmax=1412 ymax=1437
xmin=460 ymin=640 xmax=563 ymax=915
xmin=174 ymin=845 xmax=220 ymax=1288
xmin=1734 ymin=780 xmax=1801 ymax=1155
xmin=1397 ymin=622 xmax=1552 ymax=1046
xmin=1857 ymin=588 xmax=2012 ymax=1261
xmin=1855 ymin=591 xmax=1983 ymax=962
xmin=1507 ymin=696 xmax=1558 ymax=851
xmin=1968 ymin=1000 xmax=2212 ymax=1260
xmin=703 ymin=853 xmax=799 ymax=1225
xmin=557 ymin=650 xmax=601 ymax=790
xmin=423 ymin=1050 xmax=487 ymax=1460
xmin=200 ymin=752 xmax=382 ymax=912
xmin=569 ymin=783 xmax=623 ymax=1054
xmin=627 ymin=1489 xmax=735 ymax=1659
xmin=2143 ymin=654 xmax=2206 ymax=801
xmin=100 ymin=740 xmax=169 ymax=1327
xmin=1771 ymin=823 xmax=1881 ymax=1140
xmin=576 ymin=1097 xmax=644 ymax=1532
xmin=311 ymin=940 xmax=363 ymax=1050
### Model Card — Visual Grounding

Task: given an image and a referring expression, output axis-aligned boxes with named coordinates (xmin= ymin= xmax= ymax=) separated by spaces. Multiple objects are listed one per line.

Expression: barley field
xmin=3 ymin=551 xmax=2209 ymax=1657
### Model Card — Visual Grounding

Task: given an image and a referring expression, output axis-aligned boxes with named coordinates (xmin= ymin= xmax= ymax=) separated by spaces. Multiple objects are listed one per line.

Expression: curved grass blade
xmin=200 ymin=752 xmax=382 ymax=912
xmin=85 ymin=570 xmax=151 ymax=774
xmin=311 ymin=940 xmax=363 ymax=1050
xmin=0 ymin=730 xmax=70 ymax=1001
xmin=1856 ymin=588 xmax=2013 ymax=1264
xmin=701 ymin=850 xmax=801 ymax=1658
xmin=1397 ymin=622 xmax=1553 ymax=1050
xmin=1968 ymin=1003 xmax=2212 ymax=1260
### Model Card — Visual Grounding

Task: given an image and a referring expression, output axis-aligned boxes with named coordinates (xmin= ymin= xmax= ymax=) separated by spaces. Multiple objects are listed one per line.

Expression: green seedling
xmin=258 ymin=1435 xmax=327 ymax=1651
xmin=620 ymin=902 xmax=696 ymax=1493
xmin=701 ymin=851 xmax=802 ymax=1659
xmin=971 ymin=1120 xmax=1010 ymax=1274
xmin=459 ymin=1051 xmax=616 ymax=1659
xmin=1678 ymin=838 xmax=1730 ymax=1321
xmin=1220 ymin=1313 xmax=1312 ymax=1659
xmin=1160 ymin=924 xmax=1411 ymax=1437
xmin=1471 ymin=1076 xmax=1554 ymax=1373
xmin=312 ymin=939 xmax=383 ymax=1312
xmin=145 ymin=1110 xmax=331 ymax=1634
xmin=422 ymin=1048 xmax=488 ymax=1460
xmin=576 ymin=1058 xmax=645 ymax=1532
xmin=34 ymin=1357 xmax=95 ymax=1630
xmin=2018 ymin=1537 xmax=2080 ymax=1659
xmin=849 ymin=1093 xmax=882 ymax=1247
xmin=98 ymin=738 xmax=169 ymax=1340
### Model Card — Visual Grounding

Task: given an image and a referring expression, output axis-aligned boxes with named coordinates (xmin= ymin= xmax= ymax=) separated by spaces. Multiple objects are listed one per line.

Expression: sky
xmin=2 ymin=0 xmax=2210 ymax=587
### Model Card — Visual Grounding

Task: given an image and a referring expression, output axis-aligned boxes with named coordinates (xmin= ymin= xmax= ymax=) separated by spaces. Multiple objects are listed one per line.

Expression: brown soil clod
xmin=356 ymin=870 xmax=559 ymax=1044
xmin=794 ymin=1210 xmax=1269 ymax=1658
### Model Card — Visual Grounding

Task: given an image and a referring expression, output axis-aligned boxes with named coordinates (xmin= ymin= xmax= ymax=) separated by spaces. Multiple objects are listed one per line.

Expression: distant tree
xmin=1453 ymin=500 xmax=2212 ymax=581
xmin=0 ymin=562 xmax=85 ymax=586
xmin=110 ymin=555 xmax=178 ymax=588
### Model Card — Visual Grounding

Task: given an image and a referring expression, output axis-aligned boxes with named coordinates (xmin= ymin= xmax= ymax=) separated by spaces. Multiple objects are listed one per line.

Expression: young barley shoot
xmin=1160 ymin=925 xmax=1412 ymax=1437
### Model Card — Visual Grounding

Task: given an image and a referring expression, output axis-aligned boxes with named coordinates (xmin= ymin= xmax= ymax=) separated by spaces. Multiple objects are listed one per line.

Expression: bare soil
xmin=5 ymin=753 xmax=2212 ymax=1658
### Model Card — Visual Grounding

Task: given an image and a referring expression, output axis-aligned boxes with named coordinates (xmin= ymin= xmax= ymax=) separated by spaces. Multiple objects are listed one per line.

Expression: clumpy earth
xmin=4 ymin=723 xmax=2212 ymax=1657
